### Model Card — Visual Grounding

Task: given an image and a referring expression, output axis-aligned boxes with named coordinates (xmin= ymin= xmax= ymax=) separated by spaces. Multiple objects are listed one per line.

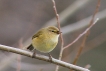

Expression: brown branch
xmin=0 ymin=44 xmax=90 ymax=71
xmin=64 ymin=0 xmax=101 ymax=50
xmin=52 ymin=0 xmax=100 ymax=71
xmin=52 ymin=0 xmax=64 ymax=45
xmin=63 ymin=18 xmax=99 ymax=50
xmin=69 ymin=1 xmax=101 ymax=71
xmin=89 ymin=0 xmax=101 ymax=26
xmin=45 ymin=0 xmax=91 ymax=27
xmin=52 ymin=0 xmax=64 ymax=71
xmin=72 ymin=0 xmax=101 ymax=66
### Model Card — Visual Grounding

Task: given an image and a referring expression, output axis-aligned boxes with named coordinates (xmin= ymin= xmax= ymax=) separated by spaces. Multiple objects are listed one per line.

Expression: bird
xmin=27 ymin=26 xmax=60 ymax=61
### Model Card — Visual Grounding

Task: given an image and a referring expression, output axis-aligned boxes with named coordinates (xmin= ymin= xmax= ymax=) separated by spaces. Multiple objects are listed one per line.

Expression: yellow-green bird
xmin=27 ymin=26 xmax=60 ymax=61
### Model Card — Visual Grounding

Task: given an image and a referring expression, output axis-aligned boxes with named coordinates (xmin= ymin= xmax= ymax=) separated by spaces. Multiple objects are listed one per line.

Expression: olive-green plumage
xmin=27 ymin=26 xmax=60 ymax=53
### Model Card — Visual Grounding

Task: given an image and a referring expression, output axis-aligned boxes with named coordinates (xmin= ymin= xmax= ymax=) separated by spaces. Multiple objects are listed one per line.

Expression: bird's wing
xmin=32 ymin=30 xmax=43 ymax=39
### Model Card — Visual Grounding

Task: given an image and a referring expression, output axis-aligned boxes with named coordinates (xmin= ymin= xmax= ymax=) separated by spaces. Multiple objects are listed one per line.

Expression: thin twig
xmin=52 ymin=0 xmax=64 ymax=71
xmin=72 ymin=0 xmax=101 ymax=66
xmin=89 ymin=0 xmax=101 ymax=26
xmin=69 ymin=1 xmax=101 ymax=71
xmin=45 ymin=0 xmax=91 ymax=26
xmin=0 ymin=44 xmax=90 ymax=71
xmin=64 ymin=0 xmax=101 ymax=50
xmin=63 ymin=18 xmax=99 ymax=50
xmin=52 ymin=0 xmax=64 ymax=45
xmin=61 ymin=9 xmax=106 ymax=35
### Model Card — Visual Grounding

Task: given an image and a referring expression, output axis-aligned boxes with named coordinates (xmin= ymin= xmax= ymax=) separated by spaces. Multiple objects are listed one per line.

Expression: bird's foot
xmin=32 ymin=49 xmax=36 ymax=58
xmin=48 ymin=53 xmax=53 ymax=62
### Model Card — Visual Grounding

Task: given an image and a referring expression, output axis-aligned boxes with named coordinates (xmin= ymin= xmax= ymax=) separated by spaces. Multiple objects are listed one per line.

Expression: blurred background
xmin=0 ymin=0 xmax=106 ymax=71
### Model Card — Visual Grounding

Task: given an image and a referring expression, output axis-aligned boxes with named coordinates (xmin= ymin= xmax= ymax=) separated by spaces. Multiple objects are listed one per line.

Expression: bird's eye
xmin=49 ymin=30 xmax=55 ymax=33
xmin=51 ymin=30 xmax=54 ymax=32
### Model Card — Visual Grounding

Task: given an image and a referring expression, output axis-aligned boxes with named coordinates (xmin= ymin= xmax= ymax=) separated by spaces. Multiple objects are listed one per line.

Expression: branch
xmin=0 ymin=44 xmax=90 ymax=71
xmin=61 ymin=9 xmax=106 ymax=35
xmin=52 ymin=0 xmax=64 ymax=45
xmin=45 ymin=0 xmax=91 ymax=26
xmin=63 ymin=18 xmax=99 ymax=49
xmin=52 ymin=0 xmax=64 ymax=71
xmin=72 ymin=0 xmax=101 ymax=66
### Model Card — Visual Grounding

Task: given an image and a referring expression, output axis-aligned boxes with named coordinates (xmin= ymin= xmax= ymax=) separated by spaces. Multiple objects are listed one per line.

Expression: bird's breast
xmin=32 ymin=34 xmax=59 ymax=53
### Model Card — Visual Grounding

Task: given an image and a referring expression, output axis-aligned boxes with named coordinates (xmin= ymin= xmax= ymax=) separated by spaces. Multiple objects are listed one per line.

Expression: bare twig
xmin=72 ymin=0 xmax=101 ymax=66
xmin=61 ymin=9 xmax=106 ymax=35
xmin=63 ymin=18 xmax=99 ymax=50
xmin=64 ymin=31 xmax=106 ymax=63
xmin=64 ymin=0 xmax=101 ymax=50
xmin=45 ymin=0 xmax=91 ymax=26
xmin=52 ymin=0 xmax=100 ymax=71
xmin=0 ymin=44 xmax=90 ymax=71
xmin=52 ymin=0 xmax=64 ymax=71
xmin=52 ymin=0 xmax=64 ymax=45
xmin=89 ymin=0 xmax=101 ymax=26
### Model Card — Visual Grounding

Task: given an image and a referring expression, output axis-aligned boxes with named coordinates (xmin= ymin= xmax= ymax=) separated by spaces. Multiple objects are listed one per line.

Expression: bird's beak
xmin=57 ymin=31 xmax=62 ymax=34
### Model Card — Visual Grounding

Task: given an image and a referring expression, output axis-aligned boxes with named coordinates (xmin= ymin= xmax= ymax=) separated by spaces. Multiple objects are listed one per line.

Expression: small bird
xmin=27 ymin=26 xmax=60 ymax=61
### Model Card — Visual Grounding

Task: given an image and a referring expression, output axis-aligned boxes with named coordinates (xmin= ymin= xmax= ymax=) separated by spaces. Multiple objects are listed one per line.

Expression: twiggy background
xmin=0 ymin=0 xmax=106 ymax=71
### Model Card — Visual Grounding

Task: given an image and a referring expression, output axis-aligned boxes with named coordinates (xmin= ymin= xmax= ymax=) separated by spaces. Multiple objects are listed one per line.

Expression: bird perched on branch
xmin=27 ymin=26 xmax=61 ymax=61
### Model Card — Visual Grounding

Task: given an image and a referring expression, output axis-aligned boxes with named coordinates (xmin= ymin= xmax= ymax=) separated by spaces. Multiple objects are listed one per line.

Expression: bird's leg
xmin=32 ymin=49 xmax=36 ymax=58
xmin=48 ymin=53 xmax=52 ymax=62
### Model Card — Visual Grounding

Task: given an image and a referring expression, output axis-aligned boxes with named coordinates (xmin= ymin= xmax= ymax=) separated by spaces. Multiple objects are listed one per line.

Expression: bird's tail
xmin=27 ymin=44 xmax=34 ymax=51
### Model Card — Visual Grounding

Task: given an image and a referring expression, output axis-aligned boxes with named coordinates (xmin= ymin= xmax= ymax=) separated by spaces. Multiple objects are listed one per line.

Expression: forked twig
xmin=63 ymin=0 xmax=101 ymax=49
xmin=72 ymin=0 xmax=101 ymax=66
xmin=52 ymin=0 xmax=100 ymax=71
xmin=63 ymin=18 xmax=99 ymax=50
